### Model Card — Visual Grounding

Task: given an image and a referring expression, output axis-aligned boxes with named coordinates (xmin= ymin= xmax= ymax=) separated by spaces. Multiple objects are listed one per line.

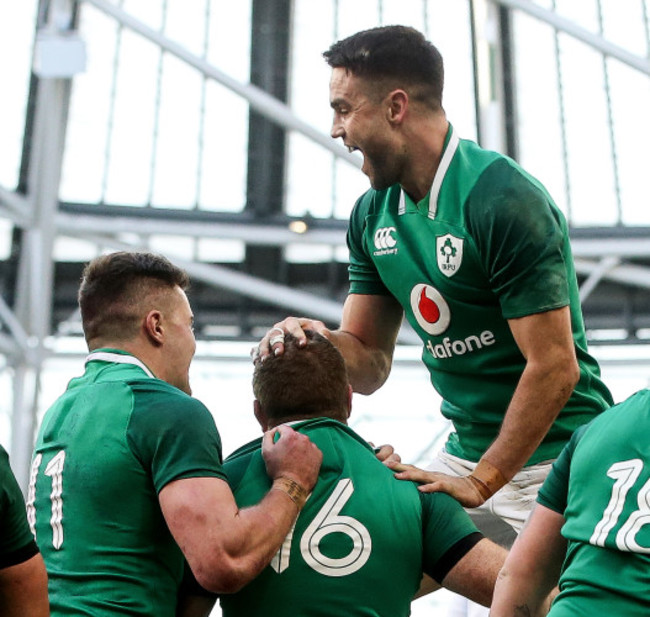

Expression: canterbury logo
xmin=374 ymin=227 xmax=397 ymax=251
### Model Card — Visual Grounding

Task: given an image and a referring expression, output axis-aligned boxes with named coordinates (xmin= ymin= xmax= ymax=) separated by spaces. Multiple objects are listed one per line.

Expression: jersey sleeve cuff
xmin=0 ymin=539 xmax=39 ymax=570
xmin=425 ymin=531 xmax=483 ymax=583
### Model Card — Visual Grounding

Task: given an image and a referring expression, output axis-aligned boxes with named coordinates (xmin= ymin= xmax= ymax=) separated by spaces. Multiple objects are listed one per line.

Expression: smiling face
xmin=329 ymin=67 xmax=406 ymax=191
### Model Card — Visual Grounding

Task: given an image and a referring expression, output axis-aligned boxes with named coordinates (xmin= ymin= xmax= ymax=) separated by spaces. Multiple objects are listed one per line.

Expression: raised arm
xmin=160 ymin=425 xmax=321 ymax=593
xmin=254 ymin=293 xmax=404 ymax=395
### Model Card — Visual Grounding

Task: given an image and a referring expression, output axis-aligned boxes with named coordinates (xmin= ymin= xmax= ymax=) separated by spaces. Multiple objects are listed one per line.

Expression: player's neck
xmin=267 ymin=412 xmax=348 ymax=430
xmin=400 ymin=116 xmax=448 ymax=202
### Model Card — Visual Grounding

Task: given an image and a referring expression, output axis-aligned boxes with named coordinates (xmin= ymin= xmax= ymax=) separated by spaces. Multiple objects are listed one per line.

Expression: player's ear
xmin=386 ymin=89 xmax=408 ymax=124
xmin=253 ymin=400 xmax=269 ymax=431
xmin=143 ymin=310 xmax=164 ymax=345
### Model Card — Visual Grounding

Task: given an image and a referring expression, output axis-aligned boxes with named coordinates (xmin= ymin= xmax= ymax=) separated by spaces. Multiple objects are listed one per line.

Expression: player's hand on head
xmin=251 ymin=317 xmax=330 ymax=363
xmin=385 ymin=461 xmax=487 ymax=508
xmin=262 ymin=425 xmax=322 ymax=493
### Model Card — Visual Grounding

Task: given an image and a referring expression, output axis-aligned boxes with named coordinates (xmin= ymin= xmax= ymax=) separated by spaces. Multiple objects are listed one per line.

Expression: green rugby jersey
xmin=347 ymin=125 xmax=612 ymax=463
xmin=538 ymin=389 xmax=650 ymax=616
xmin=0 ymin=445 xmax=39 ymax=569
xmin=220 ymin=418 xmax=481 ymax=617
xmin=28 ymin=349 xmax=226 ymax=617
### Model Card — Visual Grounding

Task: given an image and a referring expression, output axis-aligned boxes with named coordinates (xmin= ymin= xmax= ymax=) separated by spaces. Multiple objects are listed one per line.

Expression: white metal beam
xmin=0 ymin=295 xmax=33 ymax=356
xmin=56 ymin=211 xmax=347 ymax=246
xmin=490 ymin=0 xmax=650 ymax=76
xmin=575 ymin=258 xmax=650 ymax=290
xmin=0 ymin=186 xmax=33 ymax=226
xmin=571 ymin=237 xmax=650 ymax=259
xmin=578 ymin=256 xmax=621 ymax=303
xmin=81 ymin=0 xmax=361 ymax=169
xmin=64 ymin=230 xmax=423 ymax=344
xmin=56 ymin=211 xmax=650 ymax=258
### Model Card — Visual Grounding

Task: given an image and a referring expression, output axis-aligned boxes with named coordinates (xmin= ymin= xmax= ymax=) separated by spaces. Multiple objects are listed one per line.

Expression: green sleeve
xmin=466 ymin=159 xmax=570 ymax=319
xmin=0 ymin=446 xmax=39 ymax=569
xmin=127 ymin=383 xmax=227 ymax=493
xmin=421 ymin=491 xmax=481 ymax=581
xmin=537 ymin=423 xmax=588 ymax=513
xmin=347 ymin=190 xmax=393 ymax=296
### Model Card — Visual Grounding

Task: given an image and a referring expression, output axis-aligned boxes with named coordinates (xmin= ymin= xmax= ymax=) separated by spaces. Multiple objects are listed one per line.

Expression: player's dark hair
xmin=79 ymin=251 xmax=190 ymax=345
xmin=323 ymin=25 xmax=444 ymax=109
xmin=253 ymin=331 xmax=350 ymax=423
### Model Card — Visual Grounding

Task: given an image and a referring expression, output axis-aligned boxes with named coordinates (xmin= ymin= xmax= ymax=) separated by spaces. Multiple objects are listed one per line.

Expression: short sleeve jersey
xmin=537 ymin=389 xmax=650 ymax=616
xmin=29 ymin=349 xmax=227 ymax=617
xmin=347 ymin=125 xmax=612 ymax=463
xmin=0 ymin=445 xmax=39 ymax=569
xmin=219 ymin=418 xmax=481 ymax=617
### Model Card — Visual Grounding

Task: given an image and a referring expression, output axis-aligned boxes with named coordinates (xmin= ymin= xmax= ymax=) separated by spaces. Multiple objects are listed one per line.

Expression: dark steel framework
xmin=8 ymin=0 xmax=648 ymax=346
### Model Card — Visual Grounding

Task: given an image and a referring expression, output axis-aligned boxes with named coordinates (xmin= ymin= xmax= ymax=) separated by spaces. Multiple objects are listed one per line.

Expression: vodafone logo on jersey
xmin=410 ymin=284 xmax=450 ymax=336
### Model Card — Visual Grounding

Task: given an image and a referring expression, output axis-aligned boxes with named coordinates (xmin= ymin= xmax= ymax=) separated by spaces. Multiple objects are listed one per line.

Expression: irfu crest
xmin=436 ymin=234 xmax=463 ymax=278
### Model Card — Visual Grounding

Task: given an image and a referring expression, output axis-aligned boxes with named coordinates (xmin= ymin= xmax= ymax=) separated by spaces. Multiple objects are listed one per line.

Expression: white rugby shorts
xmin=426 ymin=449 xmax=553 ymax=547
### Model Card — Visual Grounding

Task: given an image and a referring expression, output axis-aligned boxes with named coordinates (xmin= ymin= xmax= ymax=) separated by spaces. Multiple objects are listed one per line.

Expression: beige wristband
xmin=468 ymin=459 xmax=508 ymax=500
xmin=271 ymin=477 xmax=309 ymax=511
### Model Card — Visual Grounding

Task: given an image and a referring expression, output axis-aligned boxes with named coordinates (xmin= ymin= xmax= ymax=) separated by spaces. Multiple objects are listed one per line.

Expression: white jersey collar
xmin=398 ymin=125 xmax=460 ymax=219
xmin=85 ymin=350 xmax=155 ymax=379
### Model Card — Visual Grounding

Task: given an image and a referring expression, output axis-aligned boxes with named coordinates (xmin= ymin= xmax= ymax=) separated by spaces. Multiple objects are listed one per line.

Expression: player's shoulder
xmin=418 ymin=489 xmax=472 ymax=515
xmin=128 ymin=379 xmax=209 ymax=413
xmin=129 ymin=377 xmax=188 ymax=395
xmin=457 ymin=136 xmax=504 ymax=165
xmin=576 ymin=388 xmax=650 ymax=445
xmin=476 ymin=153 xmax=533 ymax=189
xmin=454 ymin=136 xmax=533 ymax=189
xmin=297 ymin=418 xmax=378 ymax=455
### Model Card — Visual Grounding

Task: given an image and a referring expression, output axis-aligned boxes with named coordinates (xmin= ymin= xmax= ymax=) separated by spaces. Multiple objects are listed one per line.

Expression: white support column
xmin=10 ymin=0 xmax=84 ymax=490
xmin=471 ymin=0 xmax=507 ymax=152
xmin=10 ymin=364 xmax=40 ymax=491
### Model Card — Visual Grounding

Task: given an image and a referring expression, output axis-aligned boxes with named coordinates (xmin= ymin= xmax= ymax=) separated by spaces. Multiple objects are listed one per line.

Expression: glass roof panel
xmin=0 ymin=0 xmax=38 ymax=190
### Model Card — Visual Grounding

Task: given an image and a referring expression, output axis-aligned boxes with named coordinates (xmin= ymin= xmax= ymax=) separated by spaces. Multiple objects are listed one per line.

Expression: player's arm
xmin=419 ymin=491 xmax=506 ymax=606
xmin=414 ymin=573 xmax=441 ymax=599
xmin=335 ymin=293 xmax=404 ymax=393
xmin=480 ymin=305 xmax=579 ymax=487
xmin=175 ymin=560 xmax=217 ymax=617
xmin=490 ymin=503 xmax=566 ymax=617
xmin=254 ymin=293 xmax=404 ymax=395
xmin=388 ymin=307 xmax=578 ymax=506
xmin=440 ymin=538 xmax=507 ymax=607
xmin=160 ymin=425 xmax=321 ymax=594
xmin=0 ymin=553 xmax=49 ymax=617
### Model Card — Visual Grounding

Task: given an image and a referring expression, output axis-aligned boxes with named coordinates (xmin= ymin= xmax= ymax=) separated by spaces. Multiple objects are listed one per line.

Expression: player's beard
xmin=362 ymin=144 xmax=401 ymax=191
